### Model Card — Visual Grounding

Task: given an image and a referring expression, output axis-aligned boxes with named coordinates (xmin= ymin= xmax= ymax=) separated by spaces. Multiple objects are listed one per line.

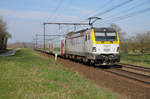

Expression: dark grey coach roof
xmin=66 ymin=27 xmax=116 ymax=36
xmin=93 ymin=27 xmax=116 ymax=32
xmin=66 ymin=28 xmax=88 ymax=36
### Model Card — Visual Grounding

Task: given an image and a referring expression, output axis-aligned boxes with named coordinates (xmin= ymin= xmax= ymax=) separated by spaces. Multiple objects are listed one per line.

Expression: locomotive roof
xmin=93 ymin=27 xmax=116 ymax=32
xmin=66 ymin=27 xmax=116 ymax=36
xmin=66 ymin=28 xmax=88 ymax=36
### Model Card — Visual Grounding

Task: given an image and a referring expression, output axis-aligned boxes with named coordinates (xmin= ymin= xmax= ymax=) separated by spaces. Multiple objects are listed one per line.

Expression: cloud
xmin=0 ymin=8 xmax=51 ymax=20
xmin=0 ymin=8 xmax=81 ymax=22
xmin=0 ymin=8 xmax=89 ymax=43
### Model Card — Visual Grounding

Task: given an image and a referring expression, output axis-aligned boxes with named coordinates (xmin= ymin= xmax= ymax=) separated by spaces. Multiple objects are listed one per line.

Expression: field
xmin=0 ymin=49 xmax=117 ymax=99
xmin=120 ymin=51 xmax=150 ymax=68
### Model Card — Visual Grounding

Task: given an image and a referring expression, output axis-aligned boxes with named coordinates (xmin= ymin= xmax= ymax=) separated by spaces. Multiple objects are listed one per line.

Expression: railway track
xmin=97 ymin=63 xmax=150 ymax=85
xmin=37 ymin=50 xmax=150 ymax=99
xmin=75 ymin=62 xmax=150 ymax=85
xmin=99 ymin=63 xmax=150 ymax=85
xmin=38 ymin=50 xmax=150 ymax=85
xmin=115 ymin=63 xmax=150 ymax=76
xmin=102 ymin=67 xmax=150 ymax=85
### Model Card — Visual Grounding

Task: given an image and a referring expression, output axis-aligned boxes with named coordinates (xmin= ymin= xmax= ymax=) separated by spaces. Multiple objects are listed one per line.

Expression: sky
xmin=0 ymin=0 xmax=150 ymax=43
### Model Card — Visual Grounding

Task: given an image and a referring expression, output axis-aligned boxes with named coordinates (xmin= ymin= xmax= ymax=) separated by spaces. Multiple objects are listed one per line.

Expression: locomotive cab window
xmin=107 ymin=32 xmax=117 ymax=41
xmin=94 ymin=31 xmax=117 ymax=41
xmin=95 ymin=32 xmax=106 ymax=41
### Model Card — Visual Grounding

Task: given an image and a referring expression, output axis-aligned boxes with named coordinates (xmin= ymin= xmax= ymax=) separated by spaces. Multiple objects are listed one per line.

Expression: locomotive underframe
xmin=64 ymin=52 xmax=120 ymax=65
xmin=93 ymin=54 xmax=120 ymax=64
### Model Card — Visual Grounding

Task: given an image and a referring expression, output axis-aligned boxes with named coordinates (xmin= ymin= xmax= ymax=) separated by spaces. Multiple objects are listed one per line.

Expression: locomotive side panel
xmin=65 ymin=34 xmax=86 ymax=56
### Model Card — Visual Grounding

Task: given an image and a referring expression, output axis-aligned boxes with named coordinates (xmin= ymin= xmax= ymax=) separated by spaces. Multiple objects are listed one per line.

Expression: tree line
xmin=110 ymin=24 xmax=150 ymax=62
xmin=0 ymin=18 xmax=11 ymax=50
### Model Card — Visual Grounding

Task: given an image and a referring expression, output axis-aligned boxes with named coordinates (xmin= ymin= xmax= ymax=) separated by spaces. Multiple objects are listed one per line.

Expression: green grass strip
xmin=0 ymin=49 xmax=117 ymax=99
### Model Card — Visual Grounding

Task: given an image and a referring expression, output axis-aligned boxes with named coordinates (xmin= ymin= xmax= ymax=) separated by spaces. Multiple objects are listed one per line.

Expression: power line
xmin=46 ymin=0 xmax=65 ymax=22
xmin=88 ymin=0 xmax=114 ymax=17
xmin=103 ymin=7 xmax=150 ymax=23
xmin=93 ymin=0 xmax=134 ymax=17
xmin=78 ymin=0 xmax=114 ymax=23
xmin=50 ymin=0 xmax=66 ymax=22
xmin=105 ymin=0 xmax=149 ymax=19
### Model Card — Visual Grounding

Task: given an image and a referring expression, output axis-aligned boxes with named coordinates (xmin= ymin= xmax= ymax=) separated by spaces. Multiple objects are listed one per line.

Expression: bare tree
xmin=134 ymin=32 xmax=150 ymax=62
xmin=0 ymin=18 xmax=11 ymax=50
xmin=109 ymin=24 xmax=126 ymax=41
xmin=136 ymin=32 xmax=150 ymax=52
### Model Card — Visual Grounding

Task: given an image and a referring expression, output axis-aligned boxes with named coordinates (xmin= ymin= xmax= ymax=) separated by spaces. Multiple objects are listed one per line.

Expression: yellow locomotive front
xmin=89 ymin=27 xmax=120 ymax=64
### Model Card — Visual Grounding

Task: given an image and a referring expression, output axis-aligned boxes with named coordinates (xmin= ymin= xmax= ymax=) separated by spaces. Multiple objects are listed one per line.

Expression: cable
xmin=93 ymin=0 xmax=134 ymax=17
xmin=105 ymin=0 xmax=149 ymax=19
xmin=78 ymin=0 xmax=114 ymax=23
xmin=103 ymin=7 xmax=150 ymax=23
xmin=88 ymin=0 xmax=114 ymax=17
xmin=46 ymin=0 xmax=65 ymax=22
xmin=51 ymin=0 xmax=73 ymax=22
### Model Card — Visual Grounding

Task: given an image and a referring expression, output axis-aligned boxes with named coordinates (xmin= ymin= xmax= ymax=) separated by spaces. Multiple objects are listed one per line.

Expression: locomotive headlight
xmin=92 ymin=47 xmax=96 ymax=52
xmin=117 ymin=47 xmax=120 ymax=52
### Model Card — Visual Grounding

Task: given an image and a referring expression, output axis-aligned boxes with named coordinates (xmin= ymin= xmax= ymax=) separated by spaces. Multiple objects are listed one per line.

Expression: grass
xmin=120 ymin=51 xmax=150 ymax=68
xmin=0 ymin=49 xmax=117 ymax=99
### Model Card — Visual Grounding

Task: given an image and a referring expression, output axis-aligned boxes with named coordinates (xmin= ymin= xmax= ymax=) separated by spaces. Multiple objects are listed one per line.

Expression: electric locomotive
xmin=65 ymin=27 xmax=120 ymax=65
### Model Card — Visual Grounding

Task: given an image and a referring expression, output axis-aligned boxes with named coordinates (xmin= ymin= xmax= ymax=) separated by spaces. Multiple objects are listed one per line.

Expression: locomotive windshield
xmin=95 ymin=31 xmax=117 ymax=41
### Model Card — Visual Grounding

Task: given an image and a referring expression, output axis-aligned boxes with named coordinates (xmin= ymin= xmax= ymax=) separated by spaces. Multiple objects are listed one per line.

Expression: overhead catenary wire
xmin=78 ymin=0 xmax=114 ymax=23
xmin=51 ymin=0 xmax=74 ymax=22
xmin=44 ymin=1 xmax=148 ymax=33
xmin=92 ymin=0 xmax=134 ymax=17
xmin=46 ymin=0 xmax=65 ymax=22
xmin=87 ymin=0 xmax=114 ymax=17
xmin=102 ymin=7 xmax=150 ymax=23
xmin=45 ymin=0 xmax=75 ymax=40
xmin=105 ymin=0 xmax=149 ymax=19
xmin=35 ymin=0 xmax=150 ymax=49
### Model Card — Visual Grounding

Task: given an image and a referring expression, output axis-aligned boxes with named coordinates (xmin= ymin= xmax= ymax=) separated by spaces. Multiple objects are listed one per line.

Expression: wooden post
xmin=55 ymin=53 xmax=58 ymax=64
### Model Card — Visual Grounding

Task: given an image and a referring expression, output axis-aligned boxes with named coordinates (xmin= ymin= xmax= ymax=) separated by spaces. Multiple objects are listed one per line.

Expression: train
xmin=46 ymin=27 xmax=120 ymax=65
